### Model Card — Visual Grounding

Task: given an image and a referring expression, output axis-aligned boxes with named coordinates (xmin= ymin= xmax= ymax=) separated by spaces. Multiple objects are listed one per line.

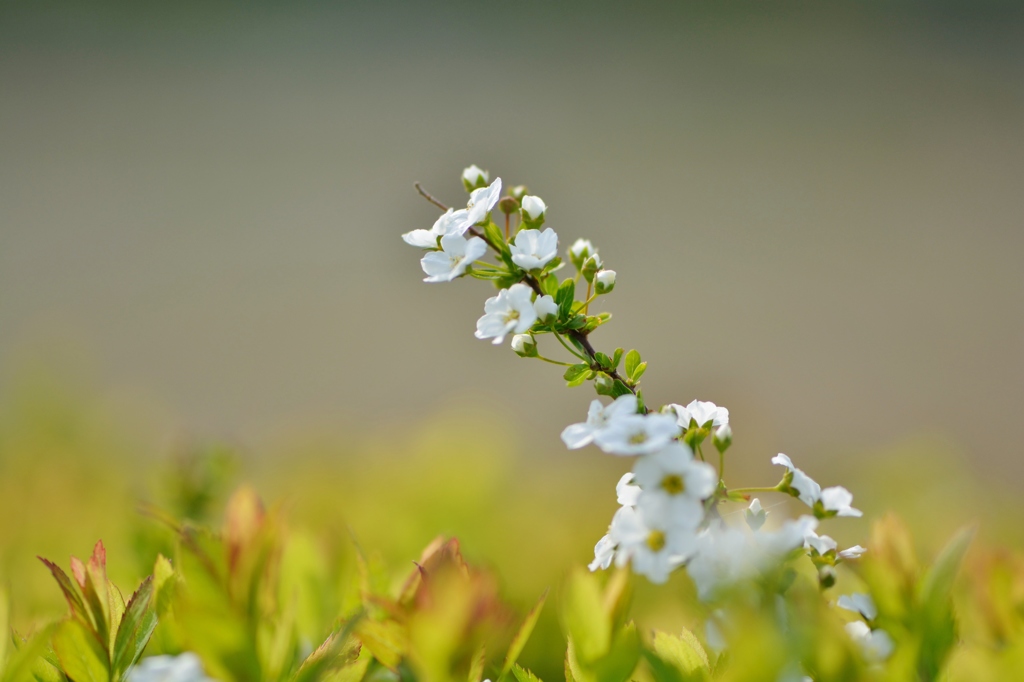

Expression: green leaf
xmin=37 ymin=559 xmax=87 ymax=621
xmin=511 ymin=664 xmax=543 ymax=682
xmin=501 ymin=590 xmax=548 ymax=678
xmin=542 ymin=256 xmax=563 ymax=273
xmin=916 ymin=525 xmax=976 ymax=679
xmin=483 ymin=221 xmax=507 ymax=254
xmin=609 ymin=381 xmax=632 ymax=399
xmin=556 ymin=279 xmax=576 ymax=320
xmin=151 ymin=555 xmax=177 ymax=618
xmin=562 ymin=569 xmax=610 ymax=665
xmin=563 ymin=364 xmax=590 ymax=384
xmin=2 ymin=624 xmax=60 ymax=682
xmin=632 ymin=362 xmax=647 ymax=382
xmin=541 ymin=274 xmax=559 ymax=297
xmin=624 ymin=351 xmax=641 ymax=380
xmin=612 ymin=349 xmax=624 ymax=371
xmin=111 ymin=577 xmax=155 ymax=681
xmin=565 ymin=315 xmax=588 ymax=330
xmin=594 ymin=353 xmax=613 ymax=371
xmin=646 ymin=629 xmax=710 ymax=682
xmin=593 ymin=622 xmax=641 ymax=682
xmin=52 ymin=619 xmax=110 ymax=682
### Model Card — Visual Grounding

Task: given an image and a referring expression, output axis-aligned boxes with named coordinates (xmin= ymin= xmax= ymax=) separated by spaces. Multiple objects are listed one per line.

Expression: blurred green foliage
xmin=3 ymin=374 xmax=1024 ymax=680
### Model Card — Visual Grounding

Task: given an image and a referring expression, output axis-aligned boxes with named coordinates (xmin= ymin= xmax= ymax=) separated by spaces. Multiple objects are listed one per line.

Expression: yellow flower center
xmin=661 ymin=474 xmax=685 ymax=495
xmin=646 ymin=530 xmax=666 ymax=552
xmin=629 ymin=431 xmax=648 ymax=445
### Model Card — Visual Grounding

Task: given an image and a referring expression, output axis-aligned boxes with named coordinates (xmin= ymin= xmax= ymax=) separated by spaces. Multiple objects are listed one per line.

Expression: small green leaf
xmin=632 ymin=362 xmax=647 ymax=382
xmin=609 ymin=381 xmax=632 ymax=399
xmin=112 ymin=577 xmax=155 ymax=681
xmin=595 ymin=353 xmax=613 ymax=370
xmin=564 ymin=364 xmax=589 ymax=383
xmin=542 ymin=256 xmax=563 ymax=273
xmin=565 ymin=315 xmax=588 ymax=330
xmin=38 ymin=558 xmax=88 ymax=621
xmin=541 ymin=274 xmax=559 ymax=297
xmin=511 ymin=664 xmax=543 ymax=682
xmin=556 ymin=279 xmax=576 ymax=320
xmin=612 ymin=349 xmax=624 ymax=370
xmin=501 ymin=590 xmax=548 ymax=678
xmin=624 ymin=351 xmax=641 ymax=380
xmin=483 ymin=222 xmax=507 ymax=254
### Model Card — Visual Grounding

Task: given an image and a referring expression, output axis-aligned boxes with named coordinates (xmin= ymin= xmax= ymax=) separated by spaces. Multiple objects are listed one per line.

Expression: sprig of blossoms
xmin=403 ymin=165 xmax=867 ymax=601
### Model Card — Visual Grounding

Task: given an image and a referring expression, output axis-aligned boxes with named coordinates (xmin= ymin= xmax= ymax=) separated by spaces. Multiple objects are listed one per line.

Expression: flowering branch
xmin=401 ymin=167 xmax=870 ymax=641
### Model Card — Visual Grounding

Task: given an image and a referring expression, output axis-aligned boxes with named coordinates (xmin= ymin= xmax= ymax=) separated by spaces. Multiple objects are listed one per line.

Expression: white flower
xmin=839 ymin=545 xmax=867 ymax=560
xmin=521 ymin=195 xmax=547 ymax=220
xmin=745 ymin=497 xmax=767 ymax=531
xmin=474 ymin=283 xmax=537 ymax=345
xmin=510 ymin=228 xmax=559 ymax=270
xmin=633 ymin=443 xmax=716 ymax=530
xmin=838 ymin=593 xmax=877 ymax=621
xmin=533 ymin=294 xmax=558 ymax=323
xmin=402 ymin=208 xmax=467 ymax=248
xmin=560 ymin=395 xmax=638 ymax=449
xmin=462 ymin=178 xmax=503 ymax=228
xmin=820 ymin=485 xmax=863 ymax=518
xmin=616 ymin=472 xmax=642 ymax=506
xmin=588 ymin=533 xmax=615 ymax=572
xmin=462 ymin=164 xmax=488 ymax=188
xmin=593 ymin=412 xmax=681 ymax=456
xmin=845 ymin=621 xmax=895 ymax=662
xmin=609 ymin=505 xmax=698 ymax=584
xmin=420 ymin=234 xmax=487 ymax=282
xmin=595 ymin=269 xmax=616 ymax=294
xmin=669 ymin=400 xmax=730 ymax=429
xmin=129 ymin=653 xmax=215 ymax=682
xmin=772 ymin=454 xmax=862 ymax=517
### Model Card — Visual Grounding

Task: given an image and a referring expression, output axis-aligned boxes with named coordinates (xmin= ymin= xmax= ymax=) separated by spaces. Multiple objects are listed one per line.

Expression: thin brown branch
xmin=414 ymin=182 xmax=449 ymax=211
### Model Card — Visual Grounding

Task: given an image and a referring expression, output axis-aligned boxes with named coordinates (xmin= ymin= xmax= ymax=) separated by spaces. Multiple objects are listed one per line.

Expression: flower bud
xmin=713 ymin=424 xmax=732 ymax=453
xmin=817 ymin=565 xmax=837 ymax=589
xmin=581 ymin=254 xmax=603 ymax=284
xmin=745 ymin=498 xmax=767 ymax=531
xmin=533 ymin=294 xmax=558 ymax=324
xmin=569 ymin=238 xmax=595 ymax=270
xmin=521 ymin=195 xmax=547 ymax=223
xmin=498 ymin=196 xmax=520 ymax=215
xmin=462 ymin=165 xmax=489 ymax=191
xmin=594 ymin=269 xmax=616 ymax=294
xmin=510 ymin=185 xmax=528 ymax=200
xmin=511 ymin=334 xmax=537 ymax=357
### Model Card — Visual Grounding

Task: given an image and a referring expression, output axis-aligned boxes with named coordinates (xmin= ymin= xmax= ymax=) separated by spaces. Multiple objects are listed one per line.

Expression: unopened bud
xmin=595 ymin=269 xmax=616 ymax=294
xmin=713 ymin=424 xmax=732 ymax=453
xmin=569 ymin=238 xmax=595 ymax=267
xmin=817 ymin=565 xmax=837 ymax=589
xmin=498 ymin=196 xmax=520 ymax=215
xmin=745 ymin=498 xmax=767 ymax=531
xmin=510 ymin=185 xmax=529 ymax=200
xmin=581 ymin=254 xmax=603 ymax=283
xmin=511 ymin=334 xmax=537 ymax=357
xmin=521 ymin=195 xmax=547 ymax=222
xmin=462 ymin=164 xmax=489 ymax=191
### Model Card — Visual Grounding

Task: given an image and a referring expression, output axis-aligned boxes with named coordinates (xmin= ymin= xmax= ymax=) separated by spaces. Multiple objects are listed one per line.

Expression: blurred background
xmin=1 ymin=0 xmax=1022 ymax=673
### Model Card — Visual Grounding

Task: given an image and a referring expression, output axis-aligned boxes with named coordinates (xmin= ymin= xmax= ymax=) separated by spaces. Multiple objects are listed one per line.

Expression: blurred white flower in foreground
xmin=474 ymin=283 xmax=537 ymax=345
xmin=608 ymin=505 xmax=698 ymax=584
xmin=616 ymin=472 xmax=642 ymax=506
xmin=845 ymin=621 xmax=895 ymax=662
xmin=129 ymin=653 xmax=215 ymax=682
xmin=838 ymin=592 xmax=878 ymax=621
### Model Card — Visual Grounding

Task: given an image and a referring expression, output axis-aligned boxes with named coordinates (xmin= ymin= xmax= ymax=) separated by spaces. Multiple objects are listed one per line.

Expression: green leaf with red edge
xmin=111 ymin=576 xmax=156 ymax=681
xmin=38 ymin=558 xmax=88 ymax=622
xmin=81 ymin=542 xmax=111 ymax=650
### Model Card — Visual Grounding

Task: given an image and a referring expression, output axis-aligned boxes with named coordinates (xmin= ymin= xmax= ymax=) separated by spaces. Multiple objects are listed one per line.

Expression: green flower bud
xmin=498 ymin=196 xmax=520 ymax=215
xmin=510 ymin=184 xmax=528 ymax=200
xmin=581 ymin=254 xmax=603 ymax=284
xmin=595 ymin=269 xmax=616 ymax=295
xmin=462 ymin=164 xmax=489 ymax=191
xmin=511 ymin=334 xmax=538 ymax=357
xmin=713 ymin=424 xmax=732 ymax=453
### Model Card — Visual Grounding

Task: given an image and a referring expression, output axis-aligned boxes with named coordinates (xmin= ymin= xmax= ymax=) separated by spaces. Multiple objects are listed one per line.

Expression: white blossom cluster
xmin=401 ymin=165 xmax=868 ymax=614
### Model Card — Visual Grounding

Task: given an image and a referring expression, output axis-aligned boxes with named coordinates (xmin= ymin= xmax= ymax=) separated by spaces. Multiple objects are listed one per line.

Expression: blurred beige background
xmin=1 ymin=1 xmax=1022 ymax=490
